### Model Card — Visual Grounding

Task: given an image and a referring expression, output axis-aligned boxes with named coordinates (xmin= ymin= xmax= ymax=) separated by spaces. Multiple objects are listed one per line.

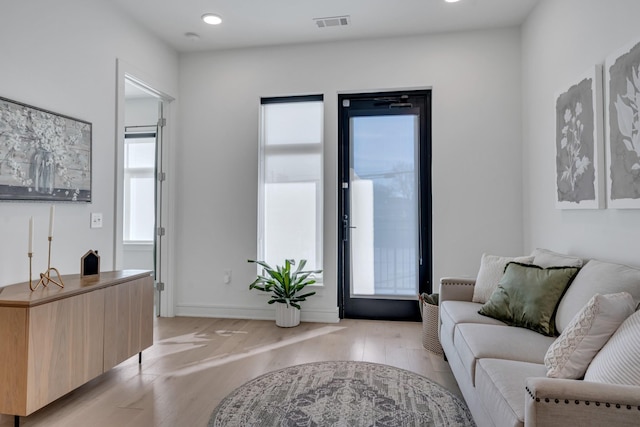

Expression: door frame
xmin=337 ymin=89 xmax=432 ymax=320
xmin=115 ymin=58 xmax=176 ymax=317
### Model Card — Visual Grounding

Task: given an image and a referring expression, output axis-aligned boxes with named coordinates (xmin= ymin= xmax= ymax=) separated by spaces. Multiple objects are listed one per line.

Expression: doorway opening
xmin=338 ymin=90 xmax=432 ymax=321
xmin=117 ymin=75 xmax=170 ymax=316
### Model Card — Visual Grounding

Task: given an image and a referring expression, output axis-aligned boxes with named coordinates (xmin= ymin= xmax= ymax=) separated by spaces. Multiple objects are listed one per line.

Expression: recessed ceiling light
xmin=445 ymin=0 xmax=461 ymax=3
xmin=202 ymin=14 xmax=222 ymax=25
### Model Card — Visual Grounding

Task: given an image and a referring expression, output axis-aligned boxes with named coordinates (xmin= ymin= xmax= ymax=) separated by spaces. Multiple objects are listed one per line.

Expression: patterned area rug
xmin=209 ymin=361 xmax=475 ymax=426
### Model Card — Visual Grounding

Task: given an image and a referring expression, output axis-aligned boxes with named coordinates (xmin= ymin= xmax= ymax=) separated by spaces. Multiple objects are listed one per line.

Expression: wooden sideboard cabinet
xmin=0 ymin=270 xmax=153 ymax=419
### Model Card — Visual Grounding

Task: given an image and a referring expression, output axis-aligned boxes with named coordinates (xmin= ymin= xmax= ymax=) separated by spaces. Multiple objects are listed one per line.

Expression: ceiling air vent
xmin=314 ymin=15 xmax=350 ymax=29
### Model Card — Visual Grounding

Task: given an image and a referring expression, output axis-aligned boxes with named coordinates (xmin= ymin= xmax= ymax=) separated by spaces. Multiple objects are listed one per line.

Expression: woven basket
xmin=421 ymin=301 xmax=443 ymax=355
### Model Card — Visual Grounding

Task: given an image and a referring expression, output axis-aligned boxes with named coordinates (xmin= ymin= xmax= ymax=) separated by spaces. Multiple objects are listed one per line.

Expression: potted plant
xmin=248 ymin=259 xmax=321 ymax=327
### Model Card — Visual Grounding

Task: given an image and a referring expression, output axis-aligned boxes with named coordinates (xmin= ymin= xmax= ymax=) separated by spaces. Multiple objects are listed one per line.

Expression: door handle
xmin=342 ymin=215 xmax=358 ymax=242
xmin=342 ymin=215 xmax=350 ymax=241
xmin=342 ymin=215 xmax=348 ymax=241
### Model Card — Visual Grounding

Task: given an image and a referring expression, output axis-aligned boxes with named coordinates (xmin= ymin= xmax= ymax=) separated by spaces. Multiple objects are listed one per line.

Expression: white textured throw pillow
xmin=472 ymin=253 xmax=535 ymax=303
xmin=584 ymin=309 xmax=640 ymax=386
xmin=545 ymin=292 xmax=635 ymax=379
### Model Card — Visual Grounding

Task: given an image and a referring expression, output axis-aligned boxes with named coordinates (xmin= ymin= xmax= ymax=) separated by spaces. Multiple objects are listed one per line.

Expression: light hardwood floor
xmin=0 ymin=317 xmax=460 ymax=427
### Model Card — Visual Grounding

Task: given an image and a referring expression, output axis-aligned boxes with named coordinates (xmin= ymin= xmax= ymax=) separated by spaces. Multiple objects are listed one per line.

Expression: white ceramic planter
xmin=275 ymin=303 xmax=300 ymax=327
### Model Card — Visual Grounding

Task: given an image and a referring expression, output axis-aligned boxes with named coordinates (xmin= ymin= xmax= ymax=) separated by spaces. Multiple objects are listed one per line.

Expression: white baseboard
xmin=174 ymin=303 xmax=340 ymax=323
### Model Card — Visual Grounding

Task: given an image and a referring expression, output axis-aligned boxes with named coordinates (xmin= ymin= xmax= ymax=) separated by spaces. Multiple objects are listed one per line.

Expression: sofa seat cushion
xmin=440 ymin=300 xmax=506 ymax=344
xmin=555 ymin=259 xmax=640 ymax=333
xmin=454 ymin=323 xmax=555 ymax=385
xmin=476 ymin=358 xmax=547 ymax=427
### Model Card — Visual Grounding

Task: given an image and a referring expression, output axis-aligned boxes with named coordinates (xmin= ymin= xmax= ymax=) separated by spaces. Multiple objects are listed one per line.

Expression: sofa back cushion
xmin=555 ymin=259 xmax=640 ymax=333
xmin=584 ymin=309 xmax=640 ymax=386
xmin=531 ymin=248 xmax=583 ymax=268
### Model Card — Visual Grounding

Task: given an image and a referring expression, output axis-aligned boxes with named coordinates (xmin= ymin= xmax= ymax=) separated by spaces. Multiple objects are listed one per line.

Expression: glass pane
xmin=128 ymin=176 xmax=155 ymax=241
xmin=125 ymin=138 xmax=156 ymax=169
xmin=263 ymin=102 xmax=323 ymax=145
xmin=264 ymin=182 xmax=318 ymax=270
xmin=350 ymin=115 xmax=418 ymax=297
xmin=265 ymin=152 xmax=321 ymax=183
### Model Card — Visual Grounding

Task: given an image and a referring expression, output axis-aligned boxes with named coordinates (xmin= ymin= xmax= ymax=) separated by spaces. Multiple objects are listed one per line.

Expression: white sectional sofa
xmin=439 ymin=249 xmax=640 ymax=427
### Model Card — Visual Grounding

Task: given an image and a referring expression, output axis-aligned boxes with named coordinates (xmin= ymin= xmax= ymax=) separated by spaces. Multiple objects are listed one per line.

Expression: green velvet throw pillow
xmin=478 ymin=262 xmax=579 ymax=336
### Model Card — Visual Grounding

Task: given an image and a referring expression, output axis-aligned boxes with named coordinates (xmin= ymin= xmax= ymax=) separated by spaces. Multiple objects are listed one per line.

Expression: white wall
xmin=0 ymin=0 xmax=178 ymax=287
xmin=522 ymin=0 xmax=640 ymax=265
xmin=176 ymin=28 xmax=524 ymax=321
xmin=4 ymin=0 xmax=635 ymax=322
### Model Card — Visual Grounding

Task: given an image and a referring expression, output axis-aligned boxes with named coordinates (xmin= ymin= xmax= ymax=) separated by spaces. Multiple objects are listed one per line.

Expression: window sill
xmin=123 ymin=242 xmax=153 ymax=251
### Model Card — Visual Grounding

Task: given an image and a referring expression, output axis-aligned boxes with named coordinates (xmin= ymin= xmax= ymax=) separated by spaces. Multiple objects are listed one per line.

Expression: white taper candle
xmin=48 ymin=205 xmax=55 ymax=238
xmin=28 ymin=216 xmax=34 ymax=253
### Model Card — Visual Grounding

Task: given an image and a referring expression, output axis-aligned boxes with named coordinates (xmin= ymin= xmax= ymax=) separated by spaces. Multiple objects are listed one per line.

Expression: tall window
xmin=123 ymin=130 xmax=156 ymax=242
xmin=259 ymin=96 xmax=323 ymax=276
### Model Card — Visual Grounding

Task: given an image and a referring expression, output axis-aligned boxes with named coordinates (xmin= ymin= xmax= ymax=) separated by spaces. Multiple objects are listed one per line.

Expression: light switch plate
xmin=91 ymin=212 xmax=103 ymax=229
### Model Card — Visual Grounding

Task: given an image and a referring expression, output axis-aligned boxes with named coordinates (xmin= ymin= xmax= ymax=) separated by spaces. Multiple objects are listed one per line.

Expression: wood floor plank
xmin=0 ymin=317 xmax=460 ymax=427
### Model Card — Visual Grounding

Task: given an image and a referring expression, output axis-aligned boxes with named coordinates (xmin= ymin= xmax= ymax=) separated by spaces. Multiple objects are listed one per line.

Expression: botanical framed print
xmin=0 ymin=96 xmax=91 ymax=202
xmin=555 ymin=65 xmax=604 ymax=209
xmin=605 ymin=38 xmax=640 ymax=208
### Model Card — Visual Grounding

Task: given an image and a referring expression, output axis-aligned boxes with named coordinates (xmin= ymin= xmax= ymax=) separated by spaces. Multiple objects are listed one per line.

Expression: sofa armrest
xmin=439 ymin=277 xmax=476 ymax=302
xmin=525 ymin=377 xmax=640 ymax=426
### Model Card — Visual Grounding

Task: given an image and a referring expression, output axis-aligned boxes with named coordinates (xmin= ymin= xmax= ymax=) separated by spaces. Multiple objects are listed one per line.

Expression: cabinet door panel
xmin=140 ymin=277 xmax=154 ymax=350
xmin=104 ymin=276 xmax=153 ymax=371
xmin=26 ymin=291 xmax=105 ymax=414
xmin=0 ymin=307 xmax=28 ymax=415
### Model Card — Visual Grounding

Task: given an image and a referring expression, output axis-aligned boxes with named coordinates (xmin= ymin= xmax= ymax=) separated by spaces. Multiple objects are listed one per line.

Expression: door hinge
xmin=156 ymin=282 xmax=165 ymax=291
xmin=158 ymin=118 xmax=166 ymax=127
xmin=157 ymin=227 xmax=166 ymax=236
xmin=157 ymin=171 xmax=166 ymax=182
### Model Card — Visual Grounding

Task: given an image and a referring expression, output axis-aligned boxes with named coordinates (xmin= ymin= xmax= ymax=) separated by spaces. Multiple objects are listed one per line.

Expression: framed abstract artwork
xmin=0 ymin=96 xmax=91 ymax=202
xmin=554 ymin=65 xmax=605 ymax=209
xmin=605 ymin=38 xmax=640 ymax=209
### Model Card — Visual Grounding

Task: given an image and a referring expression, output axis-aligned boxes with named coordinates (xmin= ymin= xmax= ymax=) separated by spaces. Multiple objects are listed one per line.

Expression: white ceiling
xmin=109 ymin=0 xmax=540 ymax=53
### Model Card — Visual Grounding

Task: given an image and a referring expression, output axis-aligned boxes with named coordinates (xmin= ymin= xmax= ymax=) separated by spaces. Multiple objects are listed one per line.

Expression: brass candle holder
xmin=28 ymin=252 xmax=34 ymax=291
xmin=29 ymin=236 xmax=64 ymax=291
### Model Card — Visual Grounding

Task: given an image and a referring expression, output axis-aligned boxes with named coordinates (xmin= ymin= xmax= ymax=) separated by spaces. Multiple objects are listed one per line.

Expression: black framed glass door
xmin=338 ymin=91 xmax=432 ymax=321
